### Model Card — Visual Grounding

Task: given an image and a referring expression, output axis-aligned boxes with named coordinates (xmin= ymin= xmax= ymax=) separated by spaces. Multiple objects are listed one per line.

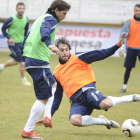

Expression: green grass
xmin=0 ymin=51 xmax=140 ymax=140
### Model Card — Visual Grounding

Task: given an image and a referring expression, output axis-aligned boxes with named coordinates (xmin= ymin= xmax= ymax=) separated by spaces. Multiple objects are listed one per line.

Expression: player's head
xmin=55 ymin=37 xmax=71 ymax=62
xmin=134 ymin=4 xmax=140 ymax=18
xmin=49 ymin=0 xmax=71 ymax=22
xmin=16 ymin=2 xmax=25 ymax=17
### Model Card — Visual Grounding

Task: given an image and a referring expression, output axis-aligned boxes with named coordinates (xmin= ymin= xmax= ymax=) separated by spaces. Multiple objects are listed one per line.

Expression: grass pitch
xmin=0 ymin=51 xmax=140 ymax=140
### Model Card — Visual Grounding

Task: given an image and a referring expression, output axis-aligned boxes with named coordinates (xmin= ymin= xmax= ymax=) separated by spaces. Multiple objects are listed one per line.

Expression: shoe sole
xmin=22 ymin=134 xmax=43 ymax=139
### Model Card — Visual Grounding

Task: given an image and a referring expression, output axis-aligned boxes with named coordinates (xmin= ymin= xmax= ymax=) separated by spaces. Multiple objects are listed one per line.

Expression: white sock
xmin=0 ymin=64 xmax=5 ymax=70
xmin=107 ymin=95 xmax=133 ymax=107
xmin=24 ymin=100 xmax=45 ymax=132
xmin=123 ymin=84 xmax=127 ymax=89
xmin=22 ymin=77 xmax=27 ymax=82
xmin=82 ymin=115 xmax=107 ymax=126
xmin=44 ymin=88 xmax=56 ymax=119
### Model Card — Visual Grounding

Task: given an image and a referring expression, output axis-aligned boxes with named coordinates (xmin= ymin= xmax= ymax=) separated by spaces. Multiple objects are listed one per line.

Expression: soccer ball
xmin=119 ymin=44 xmax=126 ymax=57
xmin=122 ymin=119 xmax=140 ymax=137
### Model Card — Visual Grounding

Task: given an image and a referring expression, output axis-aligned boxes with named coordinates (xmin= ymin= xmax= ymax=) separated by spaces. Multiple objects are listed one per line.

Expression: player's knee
xmin=53 ymin=82 xmax=57 ymax=88
xmin=70 ymin=115 xmax=82 ymax=126
xmin=100 ymin=98 xmax=113 ymax=110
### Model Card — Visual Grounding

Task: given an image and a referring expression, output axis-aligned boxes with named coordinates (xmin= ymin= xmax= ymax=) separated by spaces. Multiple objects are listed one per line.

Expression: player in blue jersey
xmin=0 ymin=2 xmax=31 ymax=85
xmin=36 ymin=33 xmax=140 ymax=131
xmin=21 ymin=0 xmax=71 ymax=139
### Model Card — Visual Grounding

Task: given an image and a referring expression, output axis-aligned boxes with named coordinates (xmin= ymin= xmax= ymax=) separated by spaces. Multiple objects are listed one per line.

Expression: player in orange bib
xmin=36 ymin=33 xmax=140 ymax=130
xmin=119 ymin=4 xmax=140 ymax=93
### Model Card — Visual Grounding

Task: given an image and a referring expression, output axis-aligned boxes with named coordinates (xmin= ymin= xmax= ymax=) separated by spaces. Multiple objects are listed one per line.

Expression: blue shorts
xmin=8 ymin=43 xmax=22 ymax=62
xmin=69 ymin=88 xmax=106 ymax=119
xmin=124 ymin=48 xmax=140 ymax=68
xmin=27 ymin=68 xmax=56 ymax=100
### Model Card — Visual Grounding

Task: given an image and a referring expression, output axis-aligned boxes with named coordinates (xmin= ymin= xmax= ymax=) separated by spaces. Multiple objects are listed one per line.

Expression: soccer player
xmin=119 ymin=4 xmax=140 ymax=93
xmin=36 ymin=33 xmax=140 ymax=130
xmin=0 ymin=2 xmax=31 ymax=85
xmin=21 ymin=0 xmax=71 ymax=139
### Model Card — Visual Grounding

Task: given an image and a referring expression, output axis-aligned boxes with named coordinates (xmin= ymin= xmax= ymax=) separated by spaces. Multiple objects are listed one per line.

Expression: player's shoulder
xmin=4 ymin=16 xmax=13 ymax=24
xmin=127 ymin=19 xmax=131 ymax=22
xmin=23 ymin=14 xmax=28 ymax=18
xmin=44 ymin=14 xmax=58 ymax=23
xmin=123 ymin=19 xmax=131 ymax=27
xmin=23 ymin=15 xmax=29 ymax=22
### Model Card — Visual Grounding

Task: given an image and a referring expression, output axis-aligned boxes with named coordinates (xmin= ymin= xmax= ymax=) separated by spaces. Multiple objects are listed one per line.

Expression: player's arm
xmin=40 ymin=16 xmax=58 ymax=53
xmin=51 ymin=78 xmax=63 ymax=117
xmin=77 ymin=33 xmax=126 ymax=64
xmin=1 ymin=17 xmax=13 ymax=40
xmin=120 ymin=20 xmax=130 ymax=37
xmin=21 ymin=32 xmax=30 ymax=62
xmin=24 ymin=17 xmax=29 ymax=36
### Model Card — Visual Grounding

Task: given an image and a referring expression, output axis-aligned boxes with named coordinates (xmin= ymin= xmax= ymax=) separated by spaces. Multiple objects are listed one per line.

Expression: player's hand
xmin=36 ymin=119 xmax=43 ymax=126
xmin=21 ymin=62 xmax=27 ymax=71
xmin=117 ymin=32 xmax=126 ymax=46
xmin=48 ymin=45 xmax=58 ymax=54
xmin=8 ymin=38 xmax=15 ymax=44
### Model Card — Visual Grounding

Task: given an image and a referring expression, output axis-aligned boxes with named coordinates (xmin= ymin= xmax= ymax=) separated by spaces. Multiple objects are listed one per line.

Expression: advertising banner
xmin=0 ymin=22 xmax=122 ymax=56
xmin=55 ymin=24 xmax=122 ymax=56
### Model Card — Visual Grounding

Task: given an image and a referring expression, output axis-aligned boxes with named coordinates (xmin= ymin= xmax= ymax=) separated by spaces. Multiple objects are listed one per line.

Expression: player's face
xmin=134 ymin=6 xmax=140 ymax=18
xmin=16 ymin=5 xmax=25 ymax=17
xmin=55 ymin=9 xmax=68 ymax=22
xmin=58 ymin=44 xmax=70 ymax=62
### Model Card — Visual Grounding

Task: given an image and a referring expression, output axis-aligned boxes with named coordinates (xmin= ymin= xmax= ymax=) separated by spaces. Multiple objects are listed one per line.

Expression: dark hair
xmin=55 ymin=37 xmax=71 ymax=50
xmin=135 ymin=4 xmax=140 ymax=8
xmin=49 ymin=0 xmax=71 ymax=11
xmin=16 ymin=2 xmax=25 ymax=9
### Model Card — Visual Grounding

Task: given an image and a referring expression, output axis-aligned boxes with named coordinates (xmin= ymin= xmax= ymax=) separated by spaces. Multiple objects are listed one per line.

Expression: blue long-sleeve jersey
xmin=1 ymin=16 xmax=29 ymax=40
xmin=51 ymin=44 xmax=120 ymax=117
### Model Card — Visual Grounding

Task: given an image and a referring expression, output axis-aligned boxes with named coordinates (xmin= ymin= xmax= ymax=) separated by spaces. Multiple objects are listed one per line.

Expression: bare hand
xmin=36 ymin=119 xmax=43 ymax=126
xmin=21 ymin=62 xmax=27 ymax=71
xmin=48 ymin=45 xmax=58 ymax=54
xmin=117 ymin=32 xmax=126 ymax=46
xmin=8 ymin=38 xmax=15 ymax=44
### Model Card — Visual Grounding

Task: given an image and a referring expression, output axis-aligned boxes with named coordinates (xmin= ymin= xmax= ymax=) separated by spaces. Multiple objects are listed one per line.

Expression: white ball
xmin=122 ymin=119 xmax=140 ymax=137
xmin=119 ymin=45 xmax=126 ymax=57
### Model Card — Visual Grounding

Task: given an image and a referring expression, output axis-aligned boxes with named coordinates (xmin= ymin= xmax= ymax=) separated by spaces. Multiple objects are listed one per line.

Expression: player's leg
xmin=14 ymin=43 xmax=31 ymax=85
xmin=43 ymin=74 xmax=56 ymax=128
xmin=106 ymin=94 xmax=140 ymax=108
xmin=0 ymin=43 xmax=18 ymax=72
xmin=0 ymin=59 xmax=18 ymax=72
xmin=43 ymin=87 xmax=56 ymax=127
xmin=69 ymin=93 xmax=119 ymax=129
xmin=85 ymin=84 xmax=140 ymax=109
xmin=18 ymin=62 xmax=31 ymax=85
xmin=21 ymin=68 xmax=51 ymax=139
xmin=119 ymin=48 xmax=136 ymax=93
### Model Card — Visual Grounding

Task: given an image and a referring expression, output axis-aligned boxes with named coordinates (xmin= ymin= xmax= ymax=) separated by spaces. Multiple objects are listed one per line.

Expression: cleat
xmin=22 ymin=79 xmax=31 ymax=86
xmin=21 ymin=129 xmax=43 ymax=139
xmin=119 ymin=88 xmax=126 ymax=93
xmin=43 ymin=117 xmax=53 ymax=128
xmin=98 ymin=115 xmax=120 ymax=129
xmin=133 ymin=94 xmax=140 ymax=102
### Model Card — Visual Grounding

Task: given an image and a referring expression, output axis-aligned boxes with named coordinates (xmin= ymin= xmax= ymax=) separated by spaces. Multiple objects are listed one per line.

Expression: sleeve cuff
xmin=45 ymin=40 xmax=51 ymax=47
xmin=117 ymin=43 xmax=122 ymax=47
